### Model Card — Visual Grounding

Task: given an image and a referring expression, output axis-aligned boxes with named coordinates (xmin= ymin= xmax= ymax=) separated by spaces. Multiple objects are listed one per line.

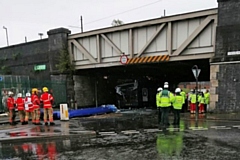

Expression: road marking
xmin=144 ymin=129 xmax=162 ymax=132
xmin=232 ymin=125 xmax=240 ymax=128
xmin=189 ymin=126 xmax=204 ymax=129
xmin=70 ymin=130 xmax=96 ymax=134
xmin=191 ymin=128 xmax=208 ymax=131
xmin=166 ymin=128 xmax=181 ymax=131
xmin=189 ymin=126 xmax=208 ymax=131
xmin=215 ymin=127 xmax=231 ymax=130
xmin=210 ymin=126 xmax=232 ymax=130
xmin=99 ymin=131 xmax=117 ymax=136
xmin=121 ymin=130 xmax=140 ymax=134
xmin=210 ymin=126 xmax=227 ymax=129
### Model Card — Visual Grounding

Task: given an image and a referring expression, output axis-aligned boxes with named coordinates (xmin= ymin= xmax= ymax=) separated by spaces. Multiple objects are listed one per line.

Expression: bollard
xmin=60 ymin=104 xmax=69 ymax=121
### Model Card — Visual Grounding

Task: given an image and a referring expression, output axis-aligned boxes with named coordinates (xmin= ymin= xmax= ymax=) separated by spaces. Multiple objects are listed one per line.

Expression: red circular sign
xmin=120 ymin=55 xmax=128 ymax=64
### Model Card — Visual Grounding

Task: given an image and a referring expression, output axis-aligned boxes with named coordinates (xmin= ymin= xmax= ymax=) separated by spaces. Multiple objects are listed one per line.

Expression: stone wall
xmin=74 ymin=75 xmax=95 ymax=107
xmin=0 ymin=28 xmax=71 ymax=80
xmin=215 ymin=0 xmax=240 ymax=58
xmin=209 ymin=65 xmax=219 ymax=111
xmin=0 ymin=28 xmax=73 ymax=106
xmin=211 ymin=0 xmax=240 ymax=112
xmin=73 ymin=75 xmax=116 ymax=108
xmin=215 ymin=63 xmax=240 ymax=112
xmin=0 ymin=40 xmax=50 ymax=79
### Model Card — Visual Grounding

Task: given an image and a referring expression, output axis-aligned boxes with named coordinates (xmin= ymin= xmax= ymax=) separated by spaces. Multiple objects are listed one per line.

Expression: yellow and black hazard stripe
xmin=126 ymin=55 xmax=169 ymax=64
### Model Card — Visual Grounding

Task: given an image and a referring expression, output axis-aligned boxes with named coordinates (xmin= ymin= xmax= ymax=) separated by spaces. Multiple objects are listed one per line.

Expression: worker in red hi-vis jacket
xmin=31 ymin=88 xmax=42 ymax=125
xmin=40 ymin=87 xmax=55 ymax=126
xmin=24 ymin=92 xmax=34 ymax=124
xmin=7 ymin=91 xmax=17 ymax=125
xmin=15 ymin=93 xmax=26 ymax=125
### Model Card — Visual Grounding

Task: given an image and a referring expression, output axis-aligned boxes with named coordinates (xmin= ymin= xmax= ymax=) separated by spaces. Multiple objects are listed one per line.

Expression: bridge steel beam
xmin=167 ymin=22 xmax=172 ymax=55
xmin=172 ymin=15 xmax=216 ymax=56
xmin=100 ymin=34 xmax=123 ymax=55
xmin=136 ymin=23 xmax=166 ymax=57
xmin=69 ymin=9 xmax=217 ymax=39
xmin=70 ymin=40 xmax=97 ymax=63
xmin=96 ymin=34 xmax=101 ymax=63
xmin=128 ymin=29 xmax=133 ymax=58
xmin=69 ymin=8 xmax=217 ymax=69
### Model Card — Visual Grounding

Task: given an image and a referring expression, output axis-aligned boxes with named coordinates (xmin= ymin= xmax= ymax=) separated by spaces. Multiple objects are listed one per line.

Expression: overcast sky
xmin=0 ymin=0 xmax=218 ymax=48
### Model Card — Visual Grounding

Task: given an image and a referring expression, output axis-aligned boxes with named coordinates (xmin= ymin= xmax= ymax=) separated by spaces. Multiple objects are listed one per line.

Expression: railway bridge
xmin=68 ymin=8 xmax=218 ymax=110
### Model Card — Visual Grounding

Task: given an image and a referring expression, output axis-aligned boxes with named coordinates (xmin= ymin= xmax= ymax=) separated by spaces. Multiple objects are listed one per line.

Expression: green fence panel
xmin=0 ymin=76 xmax=67 ymax=112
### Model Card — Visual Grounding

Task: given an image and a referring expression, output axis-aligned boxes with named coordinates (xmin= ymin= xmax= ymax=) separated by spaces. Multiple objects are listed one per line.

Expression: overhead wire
xmin=84 ymin=0 xmax=163 ymax=25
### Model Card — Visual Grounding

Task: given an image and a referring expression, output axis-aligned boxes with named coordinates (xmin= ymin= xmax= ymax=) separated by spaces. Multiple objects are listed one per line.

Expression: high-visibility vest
xmin=158 ymin=90 xmax=174 ymax=107
xmin=7 ymin=97 xmax=15 ymax=110
xmin=190 ymin=94 xmax=197 ymax=103
xmin=31 ymin=94 xmax=40 ymax=109
xmin=25 ymin=97 xmax=33 ymax=112
xmin=40 ymin=92 xmax=53 ymax=108
xmin=180 ymin=91 xmax=186 ymax=100
xmin=204 ymin=92 xmax=210 ymax=104
xmin=173 ymin=95 xmax=184 ymax=110
xmin=198 ymin=95 xmax=205 ymax=104
xmin=156 ymin=92 xmax=161 ymax=107
xmin=16 ymin=97 xmax=25 ymax=111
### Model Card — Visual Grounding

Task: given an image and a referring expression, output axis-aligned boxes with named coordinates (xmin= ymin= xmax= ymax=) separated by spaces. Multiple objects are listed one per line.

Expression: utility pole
xmin=3 ymin=26 xmax=9 ymax=46
xmin=80 ymin=15 xmax=83 ymax=33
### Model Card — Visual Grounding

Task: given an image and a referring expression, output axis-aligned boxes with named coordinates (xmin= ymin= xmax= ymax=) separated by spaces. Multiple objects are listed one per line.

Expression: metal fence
xmin=0 ymin=75 xmax=67 ymax=112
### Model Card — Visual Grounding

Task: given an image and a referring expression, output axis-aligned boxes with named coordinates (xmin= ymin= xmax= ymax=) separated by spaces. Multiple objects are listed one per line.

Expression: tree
xmin=111 ymin=19 xmax=124 ymax=26
xmin=56 ymin=47 xmax=75 ymax=75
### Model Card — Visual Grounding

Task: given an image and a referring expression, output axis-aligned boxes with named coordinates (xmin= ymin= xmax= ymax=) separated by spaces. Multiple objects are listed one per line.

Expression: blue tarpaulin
xmin=41 ymin=104 xmax=118 ymax=120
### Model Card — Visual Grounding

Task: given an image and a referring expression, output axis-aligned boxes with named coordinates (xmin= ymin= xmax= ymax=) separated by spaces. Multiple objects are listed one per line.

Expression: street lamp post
xmin=38 ymin=33 xmax=43 ymax=39
xmin=3 ymin=26 xmax=9 ymax=46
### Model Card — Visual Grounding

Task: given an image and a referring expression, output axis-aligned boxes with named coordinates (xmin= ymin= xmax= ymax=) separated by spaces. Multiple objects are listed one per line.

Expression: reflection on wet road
xmin=0 ymin=113 xmax=240 ymax=159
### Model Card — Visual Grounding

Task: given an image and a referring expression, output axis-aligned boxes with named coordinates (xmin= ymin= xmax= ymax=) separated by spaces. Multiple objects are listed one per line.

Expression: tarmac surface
xmin=0 ymin=110 xmax=240 ymax=159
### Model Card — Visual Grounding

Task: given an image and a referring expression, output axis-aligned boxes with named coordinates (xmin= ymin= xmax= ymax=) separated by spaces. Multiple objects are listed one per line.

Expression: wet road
xmin=0 ymin=112 xmax=240 ymax=160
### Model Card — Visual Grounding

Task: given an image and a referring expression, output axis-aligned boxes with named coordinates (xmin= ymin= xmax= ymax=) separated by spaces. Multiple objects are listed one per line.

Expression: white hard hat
xmin=164 ymin=82 xmax=168 ymax=85
xmin=175 ymin=88 xmax=181 ymax=93
xmin=163 ymin=84 xmax=168 ymax=88
xmin=26 ymin=93 xmax=31 ymax=97
xmin=8 ymin=91 xmax=13 ymax=95
xmin=17 ymin=93 xmax=22 ymax=98
xmin=157 ymin=87 xmax=163 ymax=92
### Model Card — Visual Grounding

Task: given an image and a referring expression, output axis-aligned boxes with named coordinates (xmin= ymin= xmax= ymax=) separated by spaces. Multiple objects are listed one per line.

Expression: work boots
xmin=10 ymin=122 xmax=16 ymax=126
xmin=50 ymin=122 xmax=55 ymax=126
xmin=45 ymin=122 xmax=55 ymax=126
